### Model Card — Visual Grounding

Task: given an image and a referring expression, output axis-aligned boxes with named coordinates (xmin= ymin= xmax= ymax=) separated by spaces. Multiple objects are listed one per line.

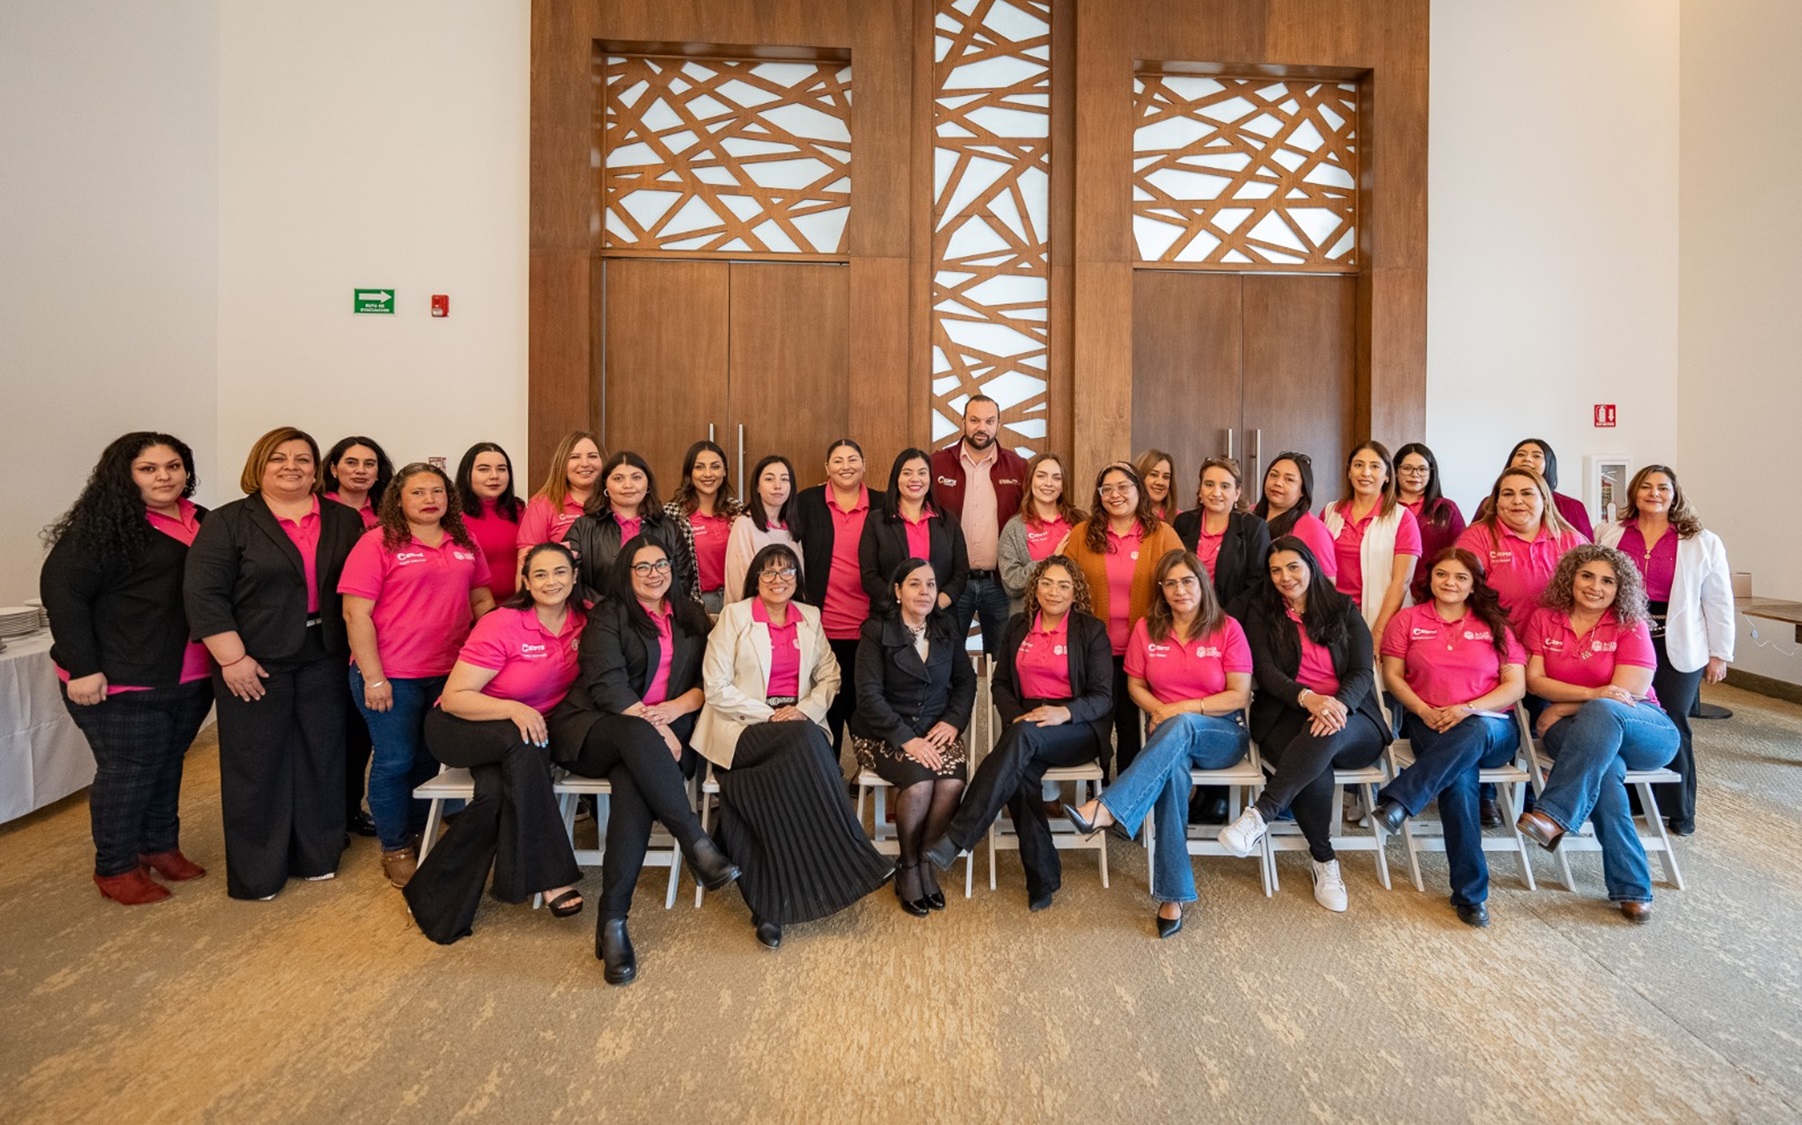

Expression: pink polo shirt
xmin=1522 ymin=607 xmax=1659 ymax=704
xmin=1102 ymin=524 xmax=1144 ymax=653
xmin=690 ymin=510 xmax=732 ymax=593
xmin=516 ymin=494 xmax=587 ymax=549
xmin=822 ymin=487 xmax=871 ymax=641
xmin=463 ymin=500 xmax=521 ymax=601
xmin=642 ymin=601 xmax=676 ymax=706
xmin=614 ymin=512 xmax=642 ymax=543
xmin=901 ymin=507 xmax=935 ymax=562
xmin=1124 ymin=616 xmax=1252 ymax=705
xmin=1023 ymin=516 xmax=1072 ymax=562
xmin=1456 ymin=522 xmax=1587 ymax=637
xmin=275 ymin=497 xmax=323 ymax=614
xmin=1192 ymin=515 xmax=1227 ymax=577
xmin=1288 ymin=607 xmax=1341 ymax=696
xmin=455 ymin=605 xmax=584 ymax=713
xmin=339 ymin=529 xmax=492 ymax=679
xmin=1279 ymin=511 xmax=1340 ymax=583
xmin=1381 ymin=603 xmax=1525 ymax=709
xmin=1330 ymin=502 xmax=1422 ymax=602
xmin=751 ymin=599 xmax=803 ymax=699
xmin=325 ymin=491 xmax=379 ymax=530
xmin=1015 ymin=612 xmax=1073 ymax=700
xmin=1618 ymin=522 xmax=1678 ymax=602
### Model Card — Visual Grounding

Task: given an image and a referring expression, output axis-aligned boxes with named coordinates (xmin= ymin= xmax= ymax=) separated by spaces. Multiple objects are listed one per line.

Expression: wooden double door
xmin=1131 ymin=272 xmax=1355 ymax=510
xmin=599 ymin=259 xmax=851 ymax=496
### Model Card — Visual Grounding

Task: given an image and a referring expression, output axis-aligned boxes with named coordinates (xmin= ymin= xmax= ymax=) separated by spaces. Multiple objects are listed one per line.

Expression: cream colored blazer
xmin=691 ymin=597 xmax=840 ymax=768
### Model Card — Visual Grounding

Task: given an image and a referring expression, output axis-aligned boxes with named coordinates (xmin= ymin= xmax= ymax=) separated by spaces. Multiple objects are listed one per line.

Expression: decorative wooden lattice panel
xmin=930 ymin=0 xmax=1051 ymax=454
xmin=596 ymin=56 xmax=852 ymax=256
xmin=1132 ymin=76 xmax=1358 ymax=270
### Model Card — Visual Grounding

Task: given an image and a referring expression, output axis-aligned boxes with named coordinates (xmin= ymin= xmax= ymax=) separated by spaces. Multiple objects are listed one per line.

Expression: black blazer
xmin=858 ymin=510 xmax=969 ymax=615
xmin=40 ymin=506 xmax=209 ymax=686
xmin=1171 ymin=507 xmax=1271 ymax=617
xmin=790 ymin=484 xmax=865 ymax=609
xmin=1242 ymin=596 xmax=1388 ymax=746
xmin=848 ymin=612 xmax=977 ymax=747
xmin=562 ymin=507 xmax=695 ymax=605
xmin=552 ymin=596 xmax=707 ymax=762
xmin=184 ymin=494 xmax=361 ymax=662
xmin=992 ymin=610 xmax=1115 ymax=764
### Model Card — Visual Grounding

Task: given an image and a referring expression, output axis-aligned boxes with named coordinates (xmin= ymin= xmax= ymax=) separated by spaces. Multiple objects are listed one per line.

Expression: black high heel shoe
xmin=1155 ymin=905 xmax=1185 ymax=939
xmin=918 ymin=862 xmax=946 ymax=910
xmin=894 ymin=862 xmax=930 ymax=917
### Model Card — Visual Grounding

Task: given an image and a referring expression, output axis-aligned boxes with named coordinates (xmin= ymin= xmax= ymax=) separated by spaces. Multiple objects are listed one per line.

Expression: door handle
xmin=708 ymin=422 xmax=716 ymax=444
xmin=737 ymin=423 xmax=746 ymax=502
xmin=1251 ymin=429 xmax=1262 ymax=492
xmin=1225 ymin=428 xmax=1235 ymax=463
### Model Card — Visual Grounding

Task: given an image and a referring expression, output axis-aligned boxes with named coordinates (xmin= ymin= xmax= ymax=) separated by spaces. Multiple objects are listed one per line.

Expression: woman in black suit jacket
xmin=859 ymin=448 xmax=969 ymax=617
xmin=922 ymin=555 xmax=1112 ymax=912
xmin=1217 ymin=535 xmax=1390 ymax=914
xmin=551 ymin=536 xmax=742 ymax=985
xmin=1171 ymin=456 xmax=1271 ymax=616
xmin=184 ymin=427 xmax=363 ymax=901
xmin=851 ymin=558 xmax=978 ymax=914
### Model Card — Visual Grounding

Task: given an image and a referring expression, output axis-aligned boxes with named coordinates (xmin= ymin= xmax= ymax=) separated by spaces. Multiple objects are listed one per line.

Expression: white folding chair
xmin=1515 ymin=704 xmax=1685 ymax=891
xmin=855 ymin=769 xmax=976 ymax=897
xmin=552 ymin=770 xmax=686 ymax=910
xmin=1261 ymin=751 xmax=1395 ymax=891
xmin=1140 ymin=749 xmax=1276 ymax=897
xmin=693 ymin=766 xmax=723 ymax=907
xmin=1390 ymin=735 xmax=1537 ymax=894
xmin=415 ymin=766 xmax=473 ymax=861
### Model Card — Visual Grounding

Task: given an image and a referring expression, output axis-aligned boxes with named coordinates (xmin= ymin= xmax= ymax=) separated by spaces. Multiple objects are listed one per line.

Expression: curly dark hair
xmin=377 ymin=463 xmax=476 ymax=552
xmin=1021 ymin=554 xmax=1093 ymax=620
xmin=42 ymin=432 xmax=198 ymax=573
xmin=454 ymin=442 xmax=524 ymax=522
xmin=1541 ymin=543 xmax=1649 ymax=626
xmin=1419 ymin=547 xmax=1516 ymax=658
xmin=1083 ymin=462 xmax=1161 ymax=554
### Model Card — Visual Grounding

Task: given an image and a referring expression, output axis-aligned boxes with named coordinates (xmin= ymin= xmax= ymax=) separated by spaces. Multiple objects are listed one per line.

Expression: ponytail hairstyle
xmin=1195 ymin=457 xmax=1248 ymax=513
xmin=1393 ymin=442 xmax=1452 ymax=531
xmin=324 ymin=436 xmax=394 ymax=504
xmin=1339 ymin=440 xmax=1399 ymax=517
xmin=503 ymin=541 xmax=579 ymax=610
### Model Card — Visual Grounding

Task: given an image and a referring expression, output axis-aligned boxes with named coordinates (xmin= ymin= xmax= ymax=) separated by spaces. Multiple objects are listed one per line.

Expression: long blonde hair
xmin=535 ymin=431 xmax=603 ymax=511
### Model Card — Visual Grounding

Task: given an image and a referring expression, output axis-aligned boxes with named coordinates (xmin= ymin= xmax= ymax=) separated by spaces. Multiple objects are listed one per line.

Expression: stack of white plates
xmin=0 ymin=606 xmax=41 ymax=638
xmin=23 ymin=596 xmax=47 ymax=630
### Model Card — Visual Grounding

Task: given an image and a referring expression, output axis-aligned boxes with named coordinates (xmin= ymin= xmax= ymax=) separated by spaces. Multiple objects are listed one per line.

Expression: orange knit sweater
xmin=1059 ymin=520 xmax=1185 ymax=634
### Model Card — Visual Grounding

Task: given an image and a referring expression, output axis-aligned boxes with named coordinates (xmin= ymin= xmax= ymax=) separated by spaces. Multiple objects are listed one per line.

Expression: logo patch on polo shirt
xmin=395 ymin=551 xmax=428 ymax=564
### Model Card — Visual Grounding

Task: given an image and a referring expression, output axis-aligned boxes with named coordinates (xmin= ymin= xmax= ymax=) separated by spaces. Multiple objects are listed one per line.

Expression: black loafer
xmin=688 ymin=838 xmax=743 ymax=892
xmin=1028 ymin=891 xmax=1054 ymax=913
xmin=598 ymin=918 xmax=636 ymax=985
xmin=1370 ymin=799 xmax=1408 ymax=835
xmin=1156 ymin=910 xmax=1184 ymax=939
xmin=1455 ymin=903 xmax=1491 ymax=928
xmin=1479 ymin=798 xmax=1504 ymax=829
xmin=348 ymin=810 xmax=378 ymax=837
xmin=753 ymin=916 xmax=783 ymax=949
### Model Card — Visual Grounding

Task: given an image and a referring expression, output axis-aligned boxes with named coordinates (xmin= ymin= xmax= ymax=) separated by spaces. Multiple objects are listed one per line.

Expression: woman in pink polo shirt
xmin=323 ymin=435 xmax=392 ymax=531
xmin=516 ymin=431 xmax=604 ymax=567
xmin=404 ymin=542 xmax=587 ymax=944
xmin=455 ymin=441 xmax=525 ymax=603
xmin=664 ymin=439 xmax=741 ymax=614
xmin=1393 ymin=443 xmax=1466 ymax=605
xmin=1253 ymin=452 xmax=1339 ymax=585
xmin=1456 ymin=468 xmax=1586 ymax=641
xmin=724 ymin=455 xmax=799 ymax=603
xmin=1515 ymin=545 xmax=1678 ymax=924
xmin=1323 ymin=441 xmax=1422 ymax=645
xmin=999 ymin=451 xmax=1085 ymax=616
xmin=792 ymin=438 xmax=873 ymax=753
xmin=1366 ymin=547 xmax=1527 ymax=928
xmin=340 ymin=463 xmax=496 ymax=889
xmin=860 ymin=447 xmax=969 ymax=619
xmin=42 ymin=432 xmax=216 ymax=905
xmin=1063 ymin=549 xmax=1253 ymax=937
xmin=1135 ymin=448 xmax=1177 ymax=524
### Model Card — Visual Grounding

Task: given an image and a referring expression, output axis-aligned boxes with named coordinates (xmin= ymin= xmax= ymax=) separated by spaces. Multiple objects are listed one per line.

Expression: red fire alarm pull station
xmin=431 ymin=294 xmax=450 ymax=318
xmin=1593 ymin=404 xmax=1616 ymax=428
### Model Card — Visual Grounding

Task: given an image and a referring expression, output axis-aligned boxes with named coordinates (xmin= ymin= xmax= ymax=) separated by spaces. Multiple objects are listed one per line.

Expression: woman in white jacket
xmin=692 ymin=542 xmax=891 ymax=949
xmin=1322 ymin=441 xmax=1422 ymax=646
xmin=1595 ymin=465 xmax=1733 ymax=835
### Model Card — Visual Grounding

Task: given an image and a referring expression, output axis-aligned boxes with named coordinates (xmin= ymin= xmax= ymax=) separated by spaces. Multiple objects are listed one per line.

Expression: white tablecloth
xmin=0 ymin=629 xmax=95 ymax=823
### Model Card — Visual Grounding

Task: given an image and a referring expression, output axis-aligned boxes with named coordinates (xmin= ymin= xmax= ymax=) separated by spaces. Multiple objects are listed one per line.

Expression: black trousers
xmin=344 ymin=692 xmax=373 ymax=818
xmin=565 ymin=713 xmax=704 ymax=920
xmin=211 ymin=632 xmax=346 ymax=899
xmin=1110 ymin=655 xmax=1141 ymax=773
xmin=63 ymin=680 xmax=214 ymax=877
xmin=1649 ymin=631 xmax=1704 ymax=826
xmin=942 ymin=716 xmax=1104 ymax=899
xmin=826 ymin=637 xmax=861 ymax=763
xmin=403 ymin=711 xmax=581 ymax=944
xmin=1255 ymin=710 xmax=1386 ymax=862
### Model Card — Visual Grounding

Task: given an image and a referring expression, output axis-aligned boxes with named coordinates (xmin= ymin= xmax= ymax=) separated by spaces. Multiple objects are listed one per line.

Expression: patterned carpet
xmin=1 ymin=684 xmax=1798 ymax=1122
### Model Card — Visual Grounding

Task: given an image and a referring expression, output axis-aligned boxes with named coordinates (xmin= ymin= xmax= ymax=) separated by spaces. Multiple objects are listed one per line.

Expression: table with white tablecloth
xmin=0 ymin=630 xmax=95 ymax=823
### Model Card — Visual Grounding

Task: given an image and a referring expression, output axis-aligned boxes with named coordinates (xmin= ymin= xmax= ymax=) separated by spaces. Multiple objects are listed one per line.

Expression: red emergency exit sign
xmin=1594 ymin=404 xmax=1617 ymax=428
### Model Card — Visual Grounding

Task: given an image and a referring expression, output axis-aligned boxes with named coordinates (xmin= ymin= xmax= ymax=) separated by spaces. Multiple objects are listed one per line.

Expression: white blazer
xmin=1596 ymin=522 xmax=1735 ymax=673
xmin=1321 ymin=502 xmax=1415 ymax=632
xmin=691 ymin=597 xmax=839 ymax=768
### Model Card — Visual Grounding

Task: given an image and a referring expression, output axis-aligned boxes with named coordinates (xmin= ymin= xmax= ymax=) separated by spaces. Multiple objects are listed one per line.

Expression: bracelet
xmin=223 ymin=653 xmax=251 ymax=668
xmin=366 ymin=679 xmax=387 ymax=689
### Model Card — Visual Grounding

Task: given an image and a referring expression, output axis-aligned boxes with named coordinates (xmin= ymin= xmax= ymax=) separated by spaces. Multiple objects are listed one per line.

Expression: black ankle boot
xmin=598 ymin=917 xmax=636 ymax=985
xmin=687 ymin=837 xmax=742 ymax=892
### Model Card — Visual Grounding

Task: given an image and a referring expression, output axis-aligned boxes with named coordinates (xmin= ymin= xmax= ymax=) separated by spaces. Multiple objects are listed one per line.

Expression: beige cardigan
xmin=691 ymin=597 xmax=839 ymax=768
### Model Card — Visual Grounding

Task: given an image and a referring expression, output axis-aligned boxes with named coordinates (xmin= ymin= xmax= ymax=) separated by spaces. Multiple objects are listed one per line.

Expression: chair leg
xmin=418 ymin=798 xmax=446 ymax=861
xmin=987 ymin=824 xmax=997 ymax=891
xmin=1500 ymin=780 xmax=1537 ymax=892
xmin=1637 ymin=780 xmax=1686 ymax=890
xmin=1401 ymin=817 xmax=1425 ymax=893
xmin=1364 ymin=782 xmax=1392 ymax=890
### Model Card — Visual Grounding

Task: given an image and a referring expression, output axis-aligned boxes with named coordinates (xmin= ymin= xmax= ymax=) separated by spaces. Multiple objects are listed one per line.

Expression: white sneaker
xmin=1311 ymin=858 xmax=1348 ymax=912
xmin=1218 ymin=806 xmax=1267 ymax=857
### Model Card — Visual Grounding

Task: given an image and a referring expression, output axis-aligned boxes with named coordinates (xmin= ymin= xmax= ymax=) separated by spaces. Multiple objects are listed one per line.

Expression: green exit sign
xmin=353 ymin=288 xmax=395 ymax=314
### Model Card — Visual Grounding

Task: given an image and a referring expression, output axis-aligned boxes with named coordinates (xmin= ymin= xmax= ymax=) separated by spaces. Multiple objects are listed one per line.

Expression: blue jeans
xmin=1539 ymin=699 xmax=1680 ymax=904
xmin=351 ymin=668 xmax=448 ymax=851
xmin=951 ymin=573 xmax=1012 ymax=656
xmin=1098 ymin=712 xmax=1248 ymax=904
xmin=1382 ymin=714 xmax=1518 ymax=906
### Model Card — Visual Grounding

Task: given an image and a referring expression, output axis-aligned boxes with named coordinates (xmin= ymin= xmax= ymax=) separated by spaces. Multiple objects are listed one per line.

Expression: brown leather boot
xmin=381 ymin=846 xmax=417 ymax=889
xmin=140 ymin=849 xmax=206 ymax=881
xmin=95 ymin=868 xmax=172 ymax=905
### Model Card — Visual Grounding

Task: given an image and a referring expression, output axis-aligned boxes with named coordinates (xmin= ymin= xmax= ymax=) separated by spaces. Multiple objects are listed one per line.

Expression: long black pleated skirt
xmin=715 ymin=720 xmax=893 ymax=926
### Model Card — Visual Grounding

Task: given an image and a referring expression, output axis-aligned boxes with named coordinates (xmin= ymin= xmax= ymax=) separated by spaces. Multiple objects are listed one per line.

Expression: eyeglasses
xmin=1097 ymin=484 xmax=1135 ymax=496
xmin=630 ymin=559 xmax=672 ymax=576
xmin=759 ymin=567 xmax=798 ymax=581
xmin=1037 ymin=579 xmax=1075 ymax=592
xmin=1159 ymin=576 xmax=1200 ymax=590
xmin=1396 ymin=464 xmax=1430 ymax=475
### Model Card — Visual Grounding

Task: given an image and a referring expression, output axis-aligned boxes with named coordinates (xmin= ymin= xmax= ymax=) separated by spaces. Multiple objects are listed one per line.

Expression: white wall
xmin=1427 ymin=1 xmax=1681 ymax=518
xmin=1678 ymin=0 xmax=1802 ymax=685
xmin=216 ymin=1 xmax=530 ymax=496
xmin=0 ymin=0 xmax=219 ymax=601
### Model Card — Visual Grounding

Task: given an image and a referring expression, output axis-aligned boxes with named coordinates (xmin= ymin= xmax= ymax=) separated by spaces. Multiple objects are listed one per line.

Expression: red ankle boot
xmin=140 ymin=850 xmax=206 ymax=881
xmin=95 ymin=868 xmax=172 ymax=905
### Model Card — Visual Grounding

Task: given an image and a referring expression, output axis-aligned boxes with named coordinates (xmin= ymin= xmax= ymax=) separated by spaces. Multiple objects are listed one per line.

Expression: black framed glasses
xmin=630 ymin=559 xmax=672 ymax=576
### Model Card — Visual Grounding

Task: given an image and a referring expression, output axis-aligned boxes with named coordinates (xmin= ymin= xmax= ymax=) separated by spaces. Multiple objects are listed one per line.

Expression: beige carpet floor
xmin=2 ymin=683 xmax=1799 ymax=1123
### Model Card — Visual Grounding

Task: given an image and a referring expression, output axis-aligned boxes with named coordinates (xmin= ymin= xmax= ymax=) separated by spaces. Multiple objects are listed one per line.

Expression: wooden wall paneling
xmin=529 ymin=251 xmax=595 ymax=481
xmin=849 ymin=256 xmax=914 ymax=483
xmin=1131 ymin=272 xmax=1244 ymax=486
xmin=599 ymin=259 xmax=731 ymax=484
xmin=593 ymin=1 xmax=854 ymax=51
xmin=727 ymin=262 xmax=852 ymax=491
xmin=1364 ymin=266 xmax=1427 ymax=448
xmin=1239 ymin=273 xmax=1356 ymax=494
xmin=1045 ymin=0 xmax=1076 ymax=462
